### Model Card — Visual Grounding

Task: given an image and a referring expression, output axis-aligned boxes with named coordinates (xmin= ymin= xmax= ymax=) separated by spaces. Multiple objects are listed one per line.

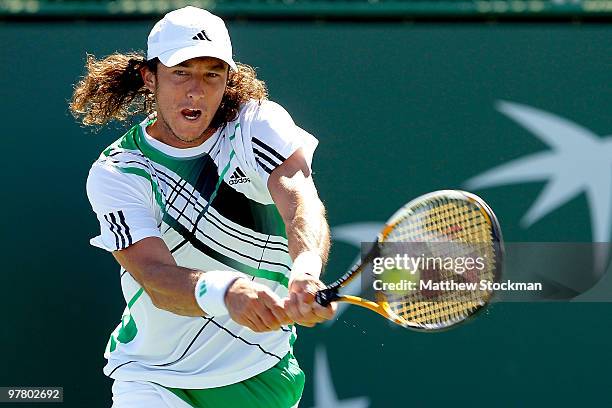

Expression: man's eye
xmin=207 ymin=73 xmax=220 ymax=78
xmin=174 ymin=70 xmax=187 ymax=76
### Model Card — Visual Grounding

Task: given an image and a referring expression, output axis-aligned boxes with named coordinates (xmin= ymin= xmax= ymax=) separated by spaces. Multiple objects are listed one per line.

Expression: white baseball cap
xmin=147 ymin=6 xmax=237 ymax=71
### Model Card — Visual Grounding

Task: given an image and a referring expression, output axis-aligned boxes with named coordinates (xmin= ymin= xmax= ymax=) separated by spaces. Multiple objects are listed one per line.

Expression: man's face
xmin=142 ymin=56 xmax=228 ymax=146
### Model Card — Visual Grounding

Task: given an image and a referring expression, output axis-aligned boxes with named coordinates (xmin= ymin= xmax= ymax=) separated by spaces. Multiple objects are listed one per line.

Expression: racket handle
xmin=315 ymin=287 xmax=340 ymax=307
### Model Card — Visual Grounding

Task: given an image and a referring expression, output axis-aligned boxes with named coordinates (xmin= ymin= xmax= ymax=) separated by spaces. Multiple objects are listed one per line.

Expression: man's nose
xmin=187 ymin=78 xmax=206 ymax=99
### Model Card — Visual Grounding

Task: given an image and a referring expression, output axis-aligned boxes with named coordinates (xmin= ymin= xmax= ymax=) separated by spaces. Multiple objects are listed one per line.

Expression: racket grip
xmin=315 ymin=288 xmax=340 ymax=307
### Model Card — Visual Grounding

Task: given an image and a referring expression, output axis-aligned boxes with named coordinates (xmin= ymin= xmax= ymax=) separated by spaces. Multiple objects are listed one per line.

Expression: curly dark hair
xmin=69 ymin=52 xmax=268 ymax=129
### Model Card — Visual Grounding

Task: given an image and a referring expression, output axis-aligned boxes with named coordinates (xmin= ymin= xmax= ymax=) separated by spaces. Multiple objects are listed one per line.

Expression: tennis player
xmin=71 ymin=6 xmax=335 ymax=407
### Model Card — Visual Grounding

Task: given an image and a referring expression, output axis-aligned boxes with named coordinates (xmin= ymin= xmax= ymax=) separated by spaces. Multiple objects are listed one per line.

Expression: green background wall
xmin=1 ymin=21 xmax=611 ymax=406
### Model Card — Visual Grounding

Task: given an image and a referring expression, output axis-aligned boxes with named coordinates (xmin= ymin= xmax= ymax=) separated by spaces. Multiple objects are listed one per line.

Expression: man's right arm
xmin=112 ymin=237 xmax=201 ymax=316
xmin=87 ymin=164 xmax=289 ymax=332
xmin=112 ymin=236 xmax=291 ymax=332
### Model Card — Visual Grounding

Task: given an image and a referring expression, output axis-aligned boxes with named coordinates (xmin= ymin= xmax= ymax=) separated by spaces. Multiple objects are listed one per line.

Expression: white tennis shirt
xmin=86 ymin=99 xmax=317 ymax=388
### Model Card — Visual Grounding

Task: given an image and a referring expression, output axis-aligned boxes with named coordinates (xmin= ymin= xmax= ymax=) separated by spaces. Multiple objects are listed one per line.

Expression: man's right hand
xmin=225 ymin=279 xmax=292 ymax=332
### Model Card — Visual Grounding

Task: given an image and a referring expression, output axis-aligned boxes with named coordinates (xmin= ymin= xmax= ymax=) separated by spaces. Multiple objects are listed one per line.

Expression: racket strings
xmin=387 ymin=298 xmax=482 ymax=328
xmin=379 ymin=197 xmax=497 ymax=329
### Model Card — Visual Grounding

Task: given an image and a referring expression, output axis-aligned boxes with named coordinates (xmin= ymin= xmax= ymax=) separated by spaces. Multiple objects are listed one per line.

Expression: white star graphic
xmin=465 ymin=100 xmax=612 ymax=270
xmin=309 ymin=347 xmax=370 ymax=408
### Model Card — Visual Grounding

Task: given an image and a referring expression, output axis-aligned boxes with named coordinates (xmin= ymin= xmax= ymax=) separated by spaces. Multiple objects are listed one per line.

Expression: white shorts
xmin=111 ymin=381 xmax=192 ymax=408
xmin=111 ymin=380 xmax=301 ymax=408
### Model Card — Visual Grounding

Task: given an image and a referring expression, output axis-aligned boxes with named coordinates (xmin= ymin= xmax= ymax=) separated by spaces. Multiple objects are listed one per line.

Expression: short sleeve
xmin=247 ymin=101 xmax=319 ymax=184
xmin=86 ymin=164 xmax=161 ymax=252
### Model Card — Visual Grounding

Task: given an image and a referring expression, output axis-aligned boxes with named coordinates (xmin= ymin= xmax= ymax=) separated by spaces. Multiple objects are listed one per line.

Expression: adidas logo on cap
xmin=192 ymin=29 xmax=211 ymax=41
xmin=229 ymin=167 xmax=250 ymax=185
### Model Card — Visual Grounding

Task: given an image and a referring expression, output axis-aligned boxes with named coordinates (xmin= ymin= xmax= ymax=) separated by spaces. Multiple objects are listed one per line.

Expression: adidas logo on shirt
xmin=229 ymin=167 xmax=250 ymax=185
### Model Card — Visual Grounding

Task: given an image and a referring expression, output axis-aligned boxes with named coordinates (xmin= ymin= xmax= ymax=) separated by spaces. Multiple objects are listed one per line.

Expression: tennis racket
xmin=315 ymin=190 xmax=503 ymax=331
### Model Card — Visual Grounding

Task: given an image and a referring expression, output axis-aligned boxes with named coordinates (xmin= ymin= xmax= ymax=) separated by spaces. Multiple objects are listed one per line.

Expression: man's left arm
xmin=268 ymin=147 xmax=337 ymax=327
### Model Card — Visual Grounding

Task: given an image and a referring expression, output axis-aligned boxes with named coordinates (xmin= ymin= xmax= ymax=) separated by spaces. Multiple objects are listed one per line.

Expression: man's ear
xmin=226 ymin=65 xmax=232 ymax=83
xmin=140 ymin=65 xmax=156 ymax=92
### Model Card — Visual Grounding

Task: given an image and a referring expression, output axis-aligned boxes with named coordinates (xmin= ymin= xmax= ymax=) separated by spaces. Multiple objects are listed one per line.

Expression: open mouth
xmin=181 ymin=108 xmax=202 ymax=121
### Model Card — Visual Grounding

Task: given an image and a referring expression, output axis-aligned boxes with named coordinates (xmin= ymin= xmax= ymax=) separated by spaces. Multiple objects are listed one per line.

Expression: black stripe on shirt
xmin=206 ymin=211 xmax=287 ymax=250
xmin=253 ymin=147 xmax=281 ymax=169
xmin=108 ymin=360 xmax=135 ymax=377
xmin=109 ymin=212 xmax=126 ymax=249
xmin=170 ymin=238 xmax=189 ymax=254
xmin=164 ymin=213 xmax=291 ymax=273
xmin=252 ymin=138 xmax=287 ymax=163
xmin=255 ymin=157 xmax=273 ymax=175
xmin=164 ymin=177 xmax=193 ymax=235
xmin=104 ymin=213 xmax=121 ymax=250
xmin=193 ymin=220 xmax=290 ymax=270
xmin=117 ymin=211 xmax=133 ymax=246
xmin=154 ymin=319 xmax=213 ymax=367
xmin=204 ymin=317 xmax=282 ymax=360
xmin=106 ymin=158 xmax=149 ymax=169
